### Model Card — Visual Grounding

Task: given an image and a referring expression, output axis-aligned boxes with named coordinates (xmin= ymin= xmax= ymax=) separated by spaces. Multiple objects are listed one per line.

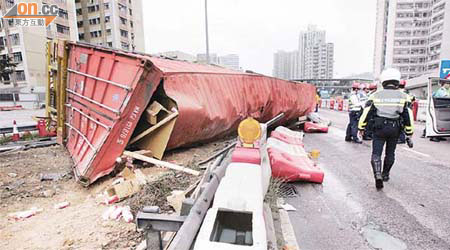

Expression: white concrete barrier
xmin=194 ymin=163 xmax=267 ymax=250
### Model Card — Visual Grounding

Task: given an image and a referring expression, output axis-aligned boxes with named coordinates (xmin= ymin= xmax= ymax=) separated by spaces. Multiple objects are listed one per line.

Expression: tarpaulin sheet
xmin=64 ymin=43 xmax=315 ymax=185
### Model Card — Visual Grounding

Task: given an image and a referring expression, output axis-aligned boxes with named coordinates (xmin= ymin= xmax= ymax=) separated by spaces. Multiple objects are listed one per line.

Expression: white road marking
xmin=401 ymin=147 xmax=431 ymax=158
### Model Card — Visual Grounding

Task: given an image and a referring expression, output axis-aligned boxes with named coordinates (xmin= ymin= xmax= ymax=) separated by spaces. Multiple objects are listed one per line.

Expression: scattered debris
xmin=167 ymin=190 xmax=186 ymax=214
xmin=307 ymin=112 xmax=331 ymax=126
xmin=54 ymin=201 xmax=70 ymax=209
xmin=122 ymin=206 xmax=134 ymax=223
xmin=8 ymin=207 xmax=43 ymax=220
xmin=105 ymin=167 xmax=146 ymax=202
xmin=8 ymin=173 xmax=17 ymax=178
xmin=39 ymin=172 xmax=66 ymax=181
xmin=42 ymin=189 xmax=55 ymax=198
xmin=127 ymin=172 xmax=198 ymax=214
xmin=123 ymin=150 xmax=200 ymax=176
xmin=279 ymin=203 xmax=297 ymax=211
xmin=102 ymin=205 xmax=134 ymax=223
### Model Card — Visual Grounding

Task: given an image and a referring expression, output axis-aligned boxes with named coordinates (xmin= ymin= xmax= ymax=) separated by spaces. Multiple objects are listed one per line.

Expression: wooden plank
xmin=123 ymin=151 xmax=200 ymax=176
xmin=129 ymin=111 xmax=179 ymax=145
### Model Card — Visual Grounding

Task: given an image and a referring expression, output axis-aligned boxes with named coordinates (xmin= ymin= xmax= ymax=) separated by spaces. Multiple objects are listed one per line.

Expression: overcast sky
xmin=142 ymin=0 xmax=377 ymax=78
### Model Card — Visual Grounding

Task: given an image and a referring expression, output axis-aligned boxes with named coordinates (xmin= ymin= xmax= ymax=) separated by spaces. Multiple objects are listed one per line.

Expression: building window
xmin=107 ymin=42 xmax=113 ymax=47
xmin=56 ymin=24 xmax=70 ymax=35
xmin=77 ymin=21 xmax=83 ymax=28
xmin=106 ymin=29 xmax=111 ymax=35
xmin=79 ymin=33 xmax=84 ymax=40
xmin=58 ymin=8 xmax=68 ymax=19
xmin=105 ymin=16 xmax=110 ymax=23
xmin=120 ymin=29 xmax=128 ymax=37
xmin=15 ymin=71 xmax=25 ymax=81
xmin=120 ymin=17 xmax=127 ymax=25
xmin=129 ymin=8 xmax=132 ymax=16
xmin=5 ymin=0 xmax=15 ymax=8
xmin=121 ymin=42 xmax=129 ymax=50
xmin=8 ymin=19 xmax=14 ymax=27
xmin=89 ymin=17 xmax=101 ymax=25
xmin=88 ymin=5 xmax=100 ymax=13
xmin=13 ymin=52 xmax=22 ymax=63
xmin=130 ymin=21 xmax=133 ymax=28
xmin=76 ymin=8 xmax=82 ymax=15
xmin=104 ymin=3 xmax=109 ymax=9
xmin=90 ymin=30 xmax=102 ymax=38
xmin=9 ymin=33 xmax=20 ymax=46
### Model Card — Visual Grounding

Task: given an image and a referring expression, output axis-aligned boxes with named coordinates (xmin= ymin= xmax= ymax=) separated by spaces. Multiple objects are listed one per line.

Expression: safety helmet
xmin=380 ymin=68 xmax=401 ymax=87
xmin=352 ymin=82 xmax=360 ymax=89
xmin=369 ymin=83 xmax=377 ymax=90
xmin=399 ymin=80 xmax=407 ymax=88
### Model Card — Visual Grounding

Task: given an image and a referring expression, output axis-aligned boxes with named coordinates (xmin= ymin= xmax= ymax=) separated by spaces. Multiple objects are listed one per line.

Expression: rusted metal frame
xmin=58 ymin=41 xmax=69 ymax=140
xmin=66 ymin=88 xmax=120 ymax=115
xmin=67 ymin=68 xmax=132 ymax=91
xmin=65 ymin=122 xmax=96 ymax=151
xmin=65 ymin=104 xmax=111 ymax=130
xmin=45 ymin=41 xmax=52 ymax=119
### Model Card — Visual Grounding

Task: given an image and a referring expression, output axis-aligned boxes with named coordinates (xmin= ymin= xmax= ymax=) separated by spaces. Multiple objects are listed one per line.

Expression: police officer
xmin=364 ymin=83 xmax=379 ymax=141
xmin=346 ymin=82 xmax=363 ymax=143
xmin=397 ymin=80 xmax=408 ymax=144
xmin=358 ymin=68 xmax=414 ymax=189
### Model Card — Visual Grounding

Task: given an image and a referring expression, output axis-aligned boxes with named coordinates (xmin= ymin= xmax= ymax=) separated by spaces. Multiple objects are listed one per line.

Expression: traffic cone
xmin=12 ymin=120 xmax=20 ymax=141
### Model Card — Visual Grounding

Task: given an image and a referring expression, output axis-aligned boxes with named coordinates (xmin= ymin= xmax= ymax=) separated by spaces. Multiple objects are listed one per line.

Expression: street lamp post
xmin=205 ymin=0 xmax=210 ymax=64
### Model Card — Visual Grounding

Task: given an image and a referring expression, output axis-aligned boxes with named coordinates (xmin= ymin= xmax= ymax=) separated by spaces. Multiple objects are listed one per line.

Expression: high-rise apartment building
xmin=298 ymin=25 xmax=334 ymax=79
xmin=0 ymin=0 xmax=77 ymax=91
xmin=75 ymin=0 xmax=145 ymax=52
xmin=272 ymin=50 xmax=299 ymax=80
xmin=374 ymin=0 xmax=450 ymax=80
xmin=218 ymin=54 xmax=240 ymax=71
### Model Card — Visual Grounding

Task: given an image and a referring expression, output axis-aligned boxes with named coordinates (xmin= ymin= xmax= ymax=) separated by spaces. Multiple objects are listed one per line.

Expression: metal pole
xmin=204 ymin=0 xmax=210 ymax=64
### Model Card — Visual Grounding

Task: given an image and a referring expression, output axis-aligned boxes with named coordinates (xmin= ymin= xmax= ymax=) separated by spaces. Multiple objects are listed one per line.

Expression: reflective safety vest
xmin=370 ymin=89 xmax=408 ymax=119
xmin=349 ymin=92 xmax=362 ymax=111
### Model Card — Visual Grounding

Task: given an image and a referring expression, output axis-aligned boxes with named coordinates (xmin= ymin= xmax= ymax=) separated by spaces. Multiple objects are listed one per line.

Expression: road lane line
xmin=401 ymin=147 xmax=431 ymax=158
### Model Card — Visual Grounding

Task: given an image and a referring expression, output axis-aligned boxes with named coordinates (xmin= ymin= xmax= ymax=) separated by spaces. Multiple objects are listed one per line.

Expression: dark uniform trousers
xmin=346 ymin=111 xmax=361 ymax=140
xmin=371 ymin=119 xmax=401 ymax=175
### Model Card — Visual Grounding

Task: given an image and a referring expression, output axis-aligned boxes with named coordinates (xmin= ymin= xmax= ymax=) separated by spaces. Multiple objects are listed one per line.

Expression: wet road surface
xmin=287 ymin=109 xmax=450 ymax=250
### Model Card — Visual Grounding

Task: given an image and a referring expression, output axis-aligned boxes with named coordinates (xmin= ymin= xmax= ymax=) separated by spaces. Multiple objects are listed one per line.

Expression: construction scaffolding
xmin=46 ymin=40 xmax=69 ymax=144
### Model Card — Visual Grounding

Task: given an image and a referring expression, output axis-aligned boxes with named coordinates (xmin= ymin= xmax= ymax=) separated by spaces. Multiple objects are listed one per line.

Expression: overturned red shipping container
xmin=64 ymin=43 xmax=315 ymax=185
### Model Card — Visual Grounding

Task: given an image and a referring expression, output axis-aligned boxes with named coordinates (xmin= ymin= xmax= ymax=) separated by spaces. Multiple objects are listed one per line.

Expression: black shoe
xmin=353 ymin=139 xmax=363 ymax=144
xmin=345 ymin=137 xmax=352 ymax=142
xmin=382 ymin=174 xmax=390 ymax=182
xmin=430 ymin=137 xmax=440 ymax=142
xmin=397 ymin=140 xmax=406 ymax=144
xmin=421 ymin=134 xmax=426 ymax=138
xmin=376 ymin=179 xmax=384 ymax=189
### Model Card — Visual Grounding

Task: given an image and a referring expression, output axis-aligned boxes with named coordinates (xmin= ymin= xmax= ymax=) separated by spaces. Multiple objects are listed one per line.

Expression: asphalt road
xmin=286 ymin=109 xmax=450 ymax=250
